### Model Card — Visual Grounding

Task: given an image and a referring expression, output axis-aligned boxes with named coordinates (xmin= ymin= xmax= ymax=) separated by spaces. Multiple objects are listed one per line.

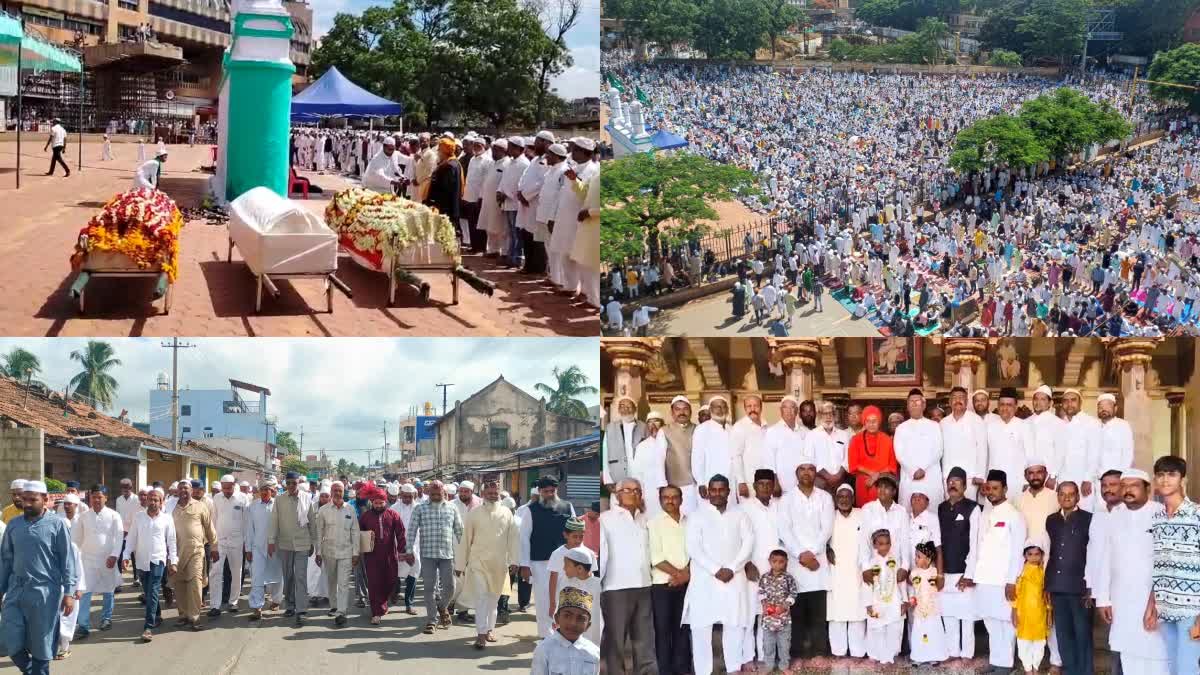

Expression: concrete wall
xmin=0 ymin=426 xmax=45 ymax=491
xmin=149 ymin=389 xmax=272 ymax=445
xmin=43 ymin=446 xmax=139 ymax=489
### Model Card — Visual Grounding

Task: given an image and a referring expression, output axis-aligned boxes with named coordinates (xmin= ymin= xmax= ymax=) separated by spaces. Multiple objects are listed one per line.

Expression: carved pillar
xmin=601 ymin=338 xmax=662 ymax=418
xmin=1108 ymin=339 xmax=1161 ymax=472
xmin=767 ymin=339 xmax=823 ymax=403
xmin=945 ymin=339 xmax=988 ymax=392
xmin=1168 ymin=391 xmax=1186 ymax=459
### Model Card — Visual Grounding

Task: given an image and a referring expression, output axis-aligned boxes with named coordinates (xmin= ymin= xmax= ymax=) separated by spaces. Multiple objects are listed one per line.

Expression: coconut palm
xmin=1 ymin=347 xmax=41 ymax=380
xmin=69 ymin=340 xmax=121 ymax=410
xmin=535 ymin=365 xmax=598 ymax=419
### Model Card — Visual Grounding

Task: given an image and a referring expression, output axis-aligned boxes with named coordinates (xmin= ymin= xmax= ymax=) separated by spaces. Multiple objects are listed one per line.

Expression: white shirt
xmin=113 ymin=493 xmax=140 ymax=533
xmin=741 ymin=496 xmax=782 ymax=574
xmin=859 ymin=500 xmax=912 ymax=571
xmin=598 ymin=506 xmax=651 ymax=591
xmin=1093 ymin=501 xmax=1168 ymax=660
xmin=730 ymin=416 xmax=768 ymax=490
xmin=1097 ymin=416 xmax=1134 ymax=475
xmin=1028 ymin=410 xmax=1065 ymax=479
xmin=805 ymin=425 xmax=849 ymax=482
xmin=894 ymin=417 xmax=944 ymax=505
xmin=985 ymin=415 xmax=1033 ymax=491
xmin=1057 ymin=412 xmax=1101 ymax=486
xmin=73 ymin=506 xmax=124 ymax=562
xmin=211 ymin=490 xmax=250 ymax=546
xmin=530 ymin=631 xmax=600 ymax=675
xmin=464 ymin=152 xmax=491 ymax=202
xmin=765 ymin=419 xmax=811 ymax=494
xmin=691 ymin=419 xmax=733 ymax=488
xmin=362 ymin=150 xmax=400 ymax=192
xmin=123 ymin=509 xmax=178 ymax=571
xmin=50 ymin=123 xmax=66 ymax=148
xmin=133 ymin=159 xmax=161 ymax=190
xmin=683 ymin=501 xmax=754 ymax=627
xmin=910 ymin=509 xmax=941 ymax=547
xmin=941 ymin=411 xmax=988 ymax=487
xmin=778 ymin=486 xmax=835 ymax=592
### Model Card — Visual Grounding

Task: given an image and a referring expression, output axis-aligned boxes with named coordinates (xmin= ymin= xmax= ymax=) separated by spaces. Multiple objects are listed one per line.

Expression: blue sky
xmin=307 ymin=0 xmax=599 ymax=100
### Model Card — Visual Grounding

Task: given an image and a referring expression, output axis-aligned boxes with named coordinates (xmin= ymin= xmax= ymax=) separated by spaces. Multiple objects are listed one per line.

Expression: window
xmin=118 ymin=0 xmax=138 ymax=11
xmin=182 ymin=426 xmax=191 ymax=433
xmin=403 ymin=427 xmax=415 ymax=444
xmin=489 ymin=426 xmax=508 ymax=450
xmin=148 ymin=2 xmax=230 ymax=34
xmin=181 ymin=405 xmax=191 ymax=416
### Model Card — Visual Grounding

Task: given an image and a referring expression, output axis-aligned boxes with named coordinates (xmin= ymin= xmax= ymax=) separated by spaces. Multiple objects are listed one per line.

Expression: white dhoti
xmin=209 ymin=543 xmax=245 ymax=609
xmin=248 ymin=550 xmax=283 ymax=609
xmin=530 ymin=560 xmax=552 ymax=638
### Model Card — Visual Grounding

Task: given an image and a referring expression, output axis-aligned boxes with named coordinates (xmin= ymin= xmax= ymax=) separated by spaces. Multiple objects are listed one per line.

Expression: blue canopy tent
xmin=291 ymin=66 xmax=404 ymax=118
xmin=649 ymin=128 xmax=688 ymax=151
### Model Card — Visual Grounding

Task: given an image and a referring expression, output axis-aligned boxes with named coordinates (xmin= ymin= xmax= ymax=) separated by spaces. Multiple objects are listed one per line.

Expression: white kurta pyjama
xmin=894 ymin=417 xmax=944 ymax=507
xmin=1094 ymin=501 xmax=1169 ymax=673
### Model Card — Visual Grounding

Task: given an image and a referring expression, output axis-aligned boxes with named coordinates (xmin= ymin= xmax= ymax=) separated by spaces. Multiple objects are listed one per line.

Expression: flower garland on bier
xmin=69 ymin=188 xmax=185 ymax=282
xmin=324 ymin=187 xmax=459 ymax=270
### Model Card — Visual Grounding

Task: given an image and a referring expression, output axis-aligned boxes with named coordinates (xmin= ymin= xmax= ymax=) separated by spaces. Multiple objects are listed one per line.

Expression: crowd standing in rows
xmin=291 ymin=127 xmax=601 ymax=308
xmin=599 ymin=386 xmax=1200 ymax=674
xmin=603 ymin=56 xmax=1200 ymax=337
xmin=0 ymin=472 xmax=604 ymax=674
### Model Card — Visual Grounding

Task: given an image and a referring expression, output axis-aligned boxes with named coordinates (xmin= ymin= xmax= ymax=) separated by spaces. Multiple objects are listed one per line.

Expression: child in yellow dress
xmin=1012 ymin=537 xmax=1052 ymax=674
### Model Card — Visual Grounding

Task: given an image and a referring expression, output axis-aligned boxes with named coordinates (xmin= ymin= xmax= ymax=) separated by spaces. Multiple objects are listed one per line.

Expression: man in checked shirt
xmin=402 ymin=479 xmax=464 ymax=634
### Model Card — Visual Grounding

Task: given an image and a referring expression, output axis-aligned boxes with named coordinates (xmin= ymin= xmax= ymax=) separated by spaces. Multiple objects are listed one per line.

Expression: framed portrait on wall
xmin=866 ymin=337 xmax=922 ymax=387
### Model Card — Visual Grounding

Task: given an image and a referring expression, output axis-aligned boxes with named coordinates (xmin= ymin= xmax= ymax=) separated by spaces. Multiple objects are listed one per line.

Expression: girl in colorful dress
xmin=908 ymin=540 xmax=948 ymax=667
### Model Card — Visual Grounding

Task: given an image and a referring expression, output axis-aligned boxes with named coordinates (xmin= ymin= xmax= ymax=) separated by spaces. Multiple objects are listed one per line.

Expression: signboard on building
xmin=416 ymin=416 xmax=438 ymax=441
xmin=306 ymin=472 xmax=320 ymax=482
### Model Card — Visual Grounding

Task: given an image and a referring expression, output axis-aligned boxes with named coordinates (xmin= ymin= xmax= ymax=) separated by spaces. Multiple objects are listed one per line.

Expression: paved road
xmin=646 ymin=288 xmax=882 ymax=337
xmin=38 ymin=574 xmax=537 ymax=674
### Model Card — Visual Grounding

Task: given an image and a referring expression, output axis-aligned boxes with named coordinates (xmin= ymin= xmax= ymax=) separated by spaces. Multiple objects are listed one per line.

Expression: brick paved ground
xmin=0 ymin=140 xmax=598 ymax=336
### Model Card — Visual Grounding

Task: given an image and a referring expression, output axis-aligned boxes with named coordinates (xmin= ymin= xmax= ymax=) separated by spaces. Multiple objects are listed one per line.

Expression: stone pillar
xmin=767 ymin=339 xmax=822 ymax=402
xmin=602 ymin=338 xmax=662 ymax=418
xmin=1109 ymin=339 xmax=1161 ymax=472
xmin=1168 ymin=391 xmax=1186 ymax=459
xmin=945 ymin=339 xmax=987 ymax=391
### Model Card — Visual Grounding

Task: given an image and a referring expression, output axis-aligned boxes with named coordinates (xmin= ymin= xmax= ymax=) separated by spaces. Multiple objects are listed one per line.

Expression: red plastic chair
xmin=289 ymin=167 xmax=310 ymax=199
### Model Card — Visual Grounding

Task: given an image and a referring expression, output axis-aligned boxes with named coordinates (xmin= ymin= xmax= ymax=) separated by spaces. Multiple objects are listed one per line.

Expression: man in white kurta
xmin=741 ymin=468 xmax=783 ymax=664
xmin=766 ymin=396 xmax=810 ymax=495
xmin=361 ymin=137 xmax=402 ymax=193
xmin=731 ymin=394 xmax=768 ymax=500
xmin=390 ymin=484 xmax=421 ymax=612
xmin=1094 ymin=469 xmax=1170 ymax=675
xmin=942 ymin=386 xmax=990 ymax=501
xmin=691 ymin=396 xmax=735 ymax=498
xmin=1096 ymin=393 xmax=1134 ymax=481
xmin=827 ymin=484 xmax=867 ymax=658
xmin=1028 ymin=385 xmax=1065 ymax=489
xmin=246 ymin=479 xmax=283 ymax=619
xmin=480 ymin=140 xmax=509 ymax=255
xmin=72 ymin=488 xmax=124 ymax=637
xmin=807 ymin=401 xmax=850 ymax=494
xmin=894 ymin=388 xmax=944 ymax=507
xmin=630 ymin=412 xmax=669 ymax=520
xmin=778 ymin=461 xmax=835 ymax=661
xmin=209 ymin=475 xmax=250 ymax=614
xmin=974 ymin=470 xmax=1027 ymax=671
xmin=455 ymin=480 xmax=520 ymax=646
xmin=1057 ymin=388 xmax=1102 ymax=511
xmin=684 ymin=476 xmax=754 ymax=675
xmin=985 ymin=388 xmax=1034 ymax=494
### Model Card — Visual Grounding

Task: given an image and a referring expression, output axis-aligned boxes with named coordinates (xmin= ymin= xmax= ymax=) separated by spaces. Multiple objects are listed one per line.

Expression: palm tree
xmin=1 ymin=347 xmax=41 ymax=380
xmin=535 ymin=365 xmax=599 ymax=419
xmin=69 ymin=340 xmax=121 ymax=410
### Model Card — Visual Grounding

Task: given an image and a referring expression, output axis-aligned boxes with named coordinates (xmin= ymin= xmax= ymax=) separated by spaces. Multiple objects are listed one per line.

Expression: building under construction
xmin=8 ymin=0 xmax=312 ymax=135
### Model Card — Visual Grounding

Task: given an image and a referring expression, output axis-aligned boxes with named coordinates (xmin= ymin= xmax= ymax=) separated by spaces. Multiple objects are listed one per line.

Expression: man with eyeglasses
xmin=599 ymin=477 xmax=655 ymax=675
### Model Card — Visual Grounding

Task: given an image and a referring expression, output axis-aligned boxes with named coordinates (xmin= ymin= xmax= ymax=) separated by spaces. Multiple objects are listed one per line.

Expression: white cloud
xmin=0 ymin=338 xmax=600 ymax=466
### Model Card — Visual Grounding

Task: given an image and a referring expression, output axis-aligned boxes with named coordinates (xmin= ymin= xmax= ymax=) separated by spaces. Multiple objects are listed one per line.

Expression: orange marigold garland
xmin=70 ymin=188 xmax=185 ymax=282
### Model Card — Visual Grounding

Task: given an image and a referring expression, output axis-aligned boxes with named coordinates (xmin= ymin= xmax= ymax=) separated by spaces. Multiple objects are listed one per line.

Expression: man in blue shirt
xmin=0 ymin=480 xmax=78 ymax=675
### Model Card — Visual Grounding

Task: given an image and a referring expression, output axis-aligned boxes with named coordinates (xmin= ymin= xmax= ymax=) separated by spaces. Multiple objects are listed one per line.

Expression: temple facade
xmin=601 ymin=337 xmax=1200 ymax=493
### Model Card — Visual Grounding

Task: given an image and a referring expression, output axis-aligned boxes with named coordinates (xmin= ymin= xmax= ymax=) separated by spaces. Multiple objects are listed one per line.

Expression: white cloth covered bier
xmin=228 ymin=187 xmax=338 ymax=276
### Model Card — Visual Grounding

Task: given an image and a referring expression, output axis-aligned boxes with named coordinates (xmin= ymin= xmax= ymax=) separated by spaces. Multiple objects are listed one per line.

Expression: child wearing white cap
xmin=557 ymin=545 xmax=602 ymax=647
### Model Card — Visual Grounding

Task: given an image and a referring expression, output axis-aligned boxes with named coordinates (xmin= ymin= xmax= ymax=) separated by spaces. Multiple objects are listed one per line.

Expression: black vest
xmin=529 ymin=499 xmax=573 ymax=562
xmin=939 ymin=497 xmax=980 ymax=575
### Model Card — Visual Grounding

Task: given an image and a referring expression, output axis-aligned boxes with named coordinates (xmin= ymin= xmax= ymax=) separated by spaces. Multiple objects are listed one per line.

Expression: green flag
xmin=607 ymin=73 xmax=625 ymax=93
xmin=636 ymin=86 xmax=651 ymax=107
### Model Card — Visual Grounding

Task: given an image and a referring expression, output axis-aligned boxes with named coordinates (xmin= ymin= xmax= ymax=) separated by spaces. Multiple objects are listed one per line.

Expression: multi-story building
xmin=148 ymin=376 xmax=282 ymax=471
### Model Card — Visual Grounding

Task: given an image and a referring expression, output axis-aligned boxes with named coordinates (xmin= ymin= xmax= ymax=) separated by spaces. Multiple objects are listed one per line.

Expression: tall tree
xmin=1147 ymin=43 xmax=1200 ymax=112
xmin=949 ymin=114 xmax=1049 ymax=172
xmin=602 ymin=152 xmax=757 ymax=265
xmin=765 ymin=0 xmax=803 ymax=59
xmin=276 ymin=430 xmax=301 ymax=457
xmin=1016 ymin=0 xmax=1089 ymax=65
xmin=534 ymin=365 xmax=599 ymax=419
xmin=693 ymin=0 xmax=771 ymax=59
xmin=1 ymin=347 xmax=41 ymax=380
xmin=69 ymin=340 xmax=121 ymax=411
xmin=1018 ymin=87 xmax=1131 ymax=158
xmin=526 ymin=0 xmax=581 ymax=126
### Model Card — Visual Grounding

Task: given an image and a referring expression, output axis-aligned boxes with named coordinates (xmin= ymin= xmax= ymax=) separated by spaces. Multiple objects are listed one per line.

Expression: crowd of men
xmin=290 ymin=127 xmax=601 ymax=308
xmin=602 ymin=55 xmax=1200 ymax=337
xmin=0 ymin=471 xmax=604 ymax=675
xmin=599 ymin=385 xmax=1200 ymax=674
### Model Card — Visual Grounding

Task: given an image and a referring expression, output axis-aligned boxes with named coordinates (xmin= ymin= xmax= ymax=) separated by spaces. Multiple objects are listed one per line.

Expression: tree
xmin=535 ymin=365 xmax=599 ymax=419
xmin=276 ymin=430 xmax=301 ymax=457
xmin=69 ymin=340 xmax=121 ymax=411
xmin=987 ymin=48 xmax=1023 ymax=66
xmin=978 ymin=0 xmax=1031 ymax=55
xmin=1016 ymin=0 xmax=1089 ymax=65
xmin=765 ymin=0 xmax=803 ymax=59
xmin=828 ymin=38 xmax=855 ymax=61
xmin=1018 ymin=87 xmax=1131 ymax=158
xmin=1111 ymin=0 xmax=1198 ymax=59
xmin=1 ymin=348 xmax=41 ymax=380
xmin=282 ymin=456 xmax=309 ymax=476
xmin=336 ymin=458 xmax=351 ymax=476
xmin=602 ymin=152 xmax=757 ymax=266
xmin=949 ymin=113 xmax=1050 ymax=172
xmin=641 ymin=0 xmax=701 ymax=49
xmin=855 ymin=0 xmax=902 ymax=26
xmin=528 ymin=0 xmax=581 ymax=126
xmin=1147 ymin=43 xmax=1200 ymax=113
xmin=693 ymin=0 xmax=771 ymax=60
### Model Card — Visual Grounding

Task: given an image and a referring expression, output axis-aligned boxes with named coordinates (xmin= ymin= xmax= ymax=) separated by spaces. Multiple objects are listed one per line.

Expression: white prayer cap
xmin=646 ymin=411 xmax=665 ymax=422
xmin=138 ymin=486 xmax=150 ymax=493
xmin=971 ymin=389 xmax=989 ymax=399
xmin=1121 ymin=468 xmax=1151 ymax=482
xmin=1023 ymin=534 xmax=1048 ymax=554
xmin=387 ymin=483 xmax=400 ymax=496
xmin=835 ymin=483 xmax=855 ymax=495
xmin=706 ymin=395 xmax=729 ymax=406
xmin=574 ymin=137 xmax=596 ymax=151
xmin=383 ymin=136 xmax=396 ymax=146
xmin=330 ymin=481 xmax=344 ymax=491
xmin=153 ymin=487 xmax=164 ymax=497
xmin=548 ymin=143 xmax=568 ymax=157
xmin=1033 ymin=385 xmax=1052 ymax=399
xmin=220 ymin=474 xmax=235 ymax=484
xmin=780 ymin=395 xmax=800 ymax=406
xmin=239 ymin=481 xmax=249 ymax=488
xmin=1062 ymin=388 xmax=1082 ymax=399
xmin=321 ymin=479 xmax=332 ymax=487
xmin=400 ymin=484 xmax=418 ymax=494
xmin=669 ymin=395 xmax=691 ymax=407
xmin=530 ymin=487 xmax=539 ymax=496
xmin=492 ymin=138 xmax=508 ymax=150
xmin=10 ymin=479 xmax=25 ymax=490
xmin=319 ymin=485 xmax=331 ymax=495
xmin=459 ymin=481 xmax=475 ymax=491
xmin=1024 ymin=456 xmax=1047 ymax=469
xmin=258 ymin=477 xmax=276 ymax=489
xmin=564 ymin=546 xmax=595 ymax=566
xmin=741 ymin=392 xmax=763 ymax=403
xmin=23 ymin=480 xmax=47 ymax=494
xmin=447 ymin=483 xmax=458 ymax=492
xmin=63 ymin=493 xmax=81 ymax=504
xmin=535 ymin=130 xmax=555 ymax=142
xmin=1098 ymin=393 xmax=1117 ymax=405
xmin=699 ymin=404 xmax=710 ymax=412
xmin=507 ymin=135 xmax=526 ymax=148
xmin=441 ymin=131 xmax=455 ymax=139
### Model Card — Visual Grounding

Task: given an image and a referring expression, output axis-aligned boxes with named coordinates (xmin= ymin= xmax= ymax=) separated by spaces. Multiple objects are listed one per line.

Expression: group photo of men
xmin=597 ymin=336 xmax=1200 ymax=674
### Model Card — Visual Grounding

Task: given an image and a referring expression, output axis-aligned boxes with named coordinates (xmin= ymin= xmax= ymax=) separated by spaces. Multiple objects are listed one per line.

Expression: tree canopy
xmin=601 ymin=152 xmax=757 ymax=265
xmin=1147 ymin=43 xmax=1200 ymax=113
xmin=949 ymin=113 xmax=1049 ymax=172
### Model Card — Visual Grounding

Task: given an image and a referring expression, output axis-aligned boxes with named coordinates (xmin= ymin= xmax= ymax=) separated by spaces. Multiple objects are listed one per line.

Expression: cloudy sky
xmin=307 ymin=0 xmax=600 ymax=101
xmin=1 ymin=338 xmax=599 ymax=466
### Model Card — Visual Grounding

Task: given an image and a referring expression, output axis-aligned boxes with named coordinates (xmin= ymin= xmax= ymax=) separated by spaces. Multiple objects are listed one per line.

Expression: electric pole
xmin=161 ymin=338 xmax=195 ymax=453
xmin=382 ymin=422 xmax=389 ymax=469
xmin=299 ymin=426 xmax=304 ymax=454
xmin=435 ymin=383 xmax=454 ymax=416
